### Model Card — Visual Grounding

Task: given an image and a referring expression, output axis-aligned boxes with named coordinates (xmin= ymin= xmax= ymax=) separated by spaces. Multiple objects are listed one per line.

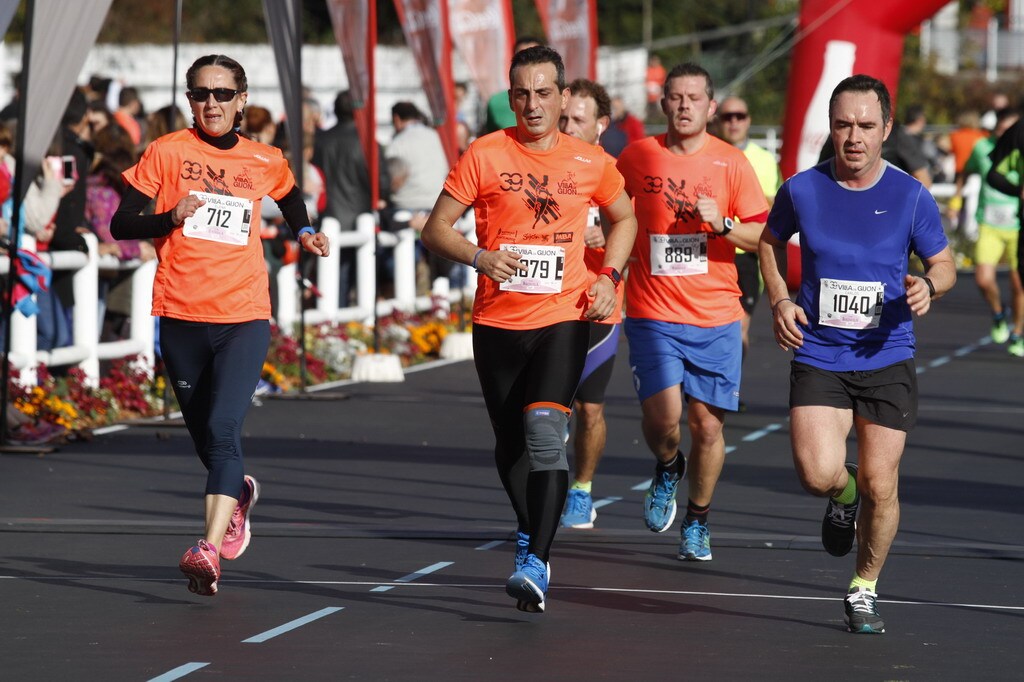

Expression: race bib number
xmin=983 ymin=203 xmax=1016 ymax=227
xmin=182 ymin=191 xmax=254 ymax=246
xmin=650 ymin=233 xmax=708 ymax=276
xmin=499 ymin=244 xmax=565 ymax=294
xmin=818 ymin=278 xmax=884 ymax=329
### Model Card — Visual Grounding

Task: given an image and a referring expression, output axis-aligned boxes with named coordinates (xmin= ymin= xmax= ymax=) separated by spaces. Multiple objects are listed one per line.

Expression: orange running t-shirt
xmin=617 ymin=134 xmax=768 ymax=327
xmin=444 ymin=129 xmax=625 ymax=330
xmin=581 ymin=151 xmax=625 ymax=325
xmin=123 ymin=129 xmax=295 ymax=323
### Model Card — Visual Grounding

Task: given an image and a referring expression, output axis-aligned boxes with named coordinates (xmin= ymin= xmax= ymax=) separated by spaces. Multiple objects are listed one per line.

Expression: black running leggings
xmin=473 ymin=321 xmax=589 ymax=562
xmin=159 ymin=318 xmax=270 ymax=498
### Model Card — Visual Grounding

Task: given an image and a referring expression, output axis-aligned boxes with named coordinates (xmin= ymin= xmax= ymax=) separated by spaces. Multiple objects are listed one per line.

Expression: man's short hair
xmin=829 ymin=74 xmax=892 ymax=125
xmin=334 ymin=90 xmax=355 ymax=122
xmin=509 ymin=45 xmax=566 ymax=92
xmin=663 ymin=63 xmax=714 ymax=100
xmin=118 ymin=87 xmax=140 ymax=107
xmin=392 ymin=101 xmax=424 ymax=123
xmin=62 ymin=87 xmax=88 ymax=127
xmin=903 ymin=104 xmax=926 ymax=126
xmin=514 ymin=36 xmax=543 ymax=53
xmin=567 ymin=78 xmax=611 ymax=121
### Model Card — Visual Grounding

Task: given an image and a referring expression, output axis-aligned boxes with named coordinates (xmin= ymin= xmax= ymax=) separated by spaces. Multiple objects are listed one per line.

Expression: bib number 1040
xmin=830 ymin=293 xmax=877 ymax=315
xmin=818 ymin=278 xmax=884 ymax=329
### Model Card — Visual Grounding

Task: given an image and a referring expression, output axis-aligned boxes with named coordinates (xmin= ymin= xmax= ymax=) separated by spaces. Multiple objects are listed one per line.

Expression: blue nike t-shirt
xmin=768 ymin=161 xmax=948 ymax=372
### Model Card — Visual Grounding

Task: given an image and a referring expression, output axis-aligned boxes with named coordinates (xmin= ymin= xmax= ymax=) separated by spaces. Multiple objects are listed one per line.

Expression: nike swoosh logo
xmin=874 ymin=210 xmax=887 ymax=215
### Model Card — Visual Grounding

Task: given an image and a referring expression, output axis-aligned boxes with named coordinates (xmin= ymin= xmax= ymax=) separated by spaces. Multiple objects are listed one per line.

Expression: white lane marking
xmin=592 ymin=496 xmax=622 ymax=509
xmin=954 ymin=344 xmax=978 ymax=357
xmin=242 ymin=607 xmax=344 ymax=643
xmin=147 ymin=662 xmax=210 ymax=682
xmin=631 ymin=479 xmax=652 ymax=491
xmin=578 ymin=586 xmax=1024 ymax=612
xmin=921 ymin=336 xmax=991 ymax=373
xmin=370 ymin=561 xmax=453 ymax=592
xmin=13 ymin=574 xmax=1023 ymax=612
xmin=92 ymin=424 xmax=128 ymax=436
xmin=475 ymin=540 xmax=504 ymax=551
xmin=155 ymin=579 xmax=1024 ymax=614
xmin=742 ymin=423 xmax=783 ymax=442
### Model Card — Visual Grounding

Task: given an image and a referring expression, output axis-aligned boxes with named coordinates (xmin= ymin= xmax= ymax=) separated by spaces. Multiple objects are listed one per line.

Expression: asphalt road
xmin=2 ymin=272 xmax=1022 ymax=681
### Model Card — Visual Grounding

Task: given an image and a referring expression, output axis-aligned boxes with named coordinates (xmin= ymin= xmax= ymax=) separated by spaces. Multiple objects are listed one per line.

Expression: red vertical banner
xmin=394 ymin=0 xmax=459 ymax=167
xmin=448 ymin=0 xmax=515 ymax=102
xmin=327 ymin=0 xmax=379 ymax=207
xmin=534 ymin=0 xmax=596 ymax=81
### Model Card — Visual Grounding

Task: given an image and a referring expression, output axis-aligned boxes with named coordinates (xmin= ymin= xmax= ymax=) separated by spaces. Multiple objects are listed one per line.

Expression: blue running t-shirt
xmin=768 ymin=161 xmax=948 ymax=372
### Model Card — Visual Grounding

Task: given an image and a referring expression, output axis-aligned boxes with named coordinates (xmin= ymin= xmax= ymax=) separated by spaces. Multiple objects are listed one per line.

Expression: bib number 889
xmin=663 ymin=246 xmax=694 ymax=263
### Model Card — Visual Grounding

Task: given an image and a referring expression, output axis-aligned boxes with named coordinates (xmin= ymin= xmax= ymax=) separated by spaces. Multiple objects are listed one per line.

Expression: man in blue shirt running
xmin=759 ymin=74 xmax=956 ymax=635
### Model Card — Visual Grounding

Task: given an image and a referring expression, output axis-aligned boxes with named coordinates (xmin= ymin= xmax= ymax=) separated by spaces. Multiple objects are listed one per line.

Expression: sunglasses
xmin=187 ymin=87 xmax=240 ymax=103
xmin=719 ymin=112 xmax=749 ymax=122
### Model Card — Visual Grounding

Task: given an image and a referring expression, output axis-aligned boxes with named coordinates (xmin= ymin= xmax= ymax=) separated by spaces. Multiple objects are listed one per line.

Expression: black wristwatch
xmin=720 ymin=216 xmax=734 ymax=236
xmin=921 ymin=276 xmax=936 ymax=299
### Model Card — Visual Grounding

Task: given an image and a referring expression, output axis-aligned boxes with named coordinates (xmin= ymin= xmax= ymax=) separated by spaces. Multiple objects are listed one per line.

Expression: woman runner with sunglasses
xmin=111 ymin=54 xmax=330 ymax=596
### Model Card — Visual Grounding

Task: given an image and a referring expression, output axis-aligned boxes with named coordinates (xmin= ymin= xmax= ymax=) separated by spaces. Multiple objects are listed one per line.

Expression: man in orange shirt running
xmin=556 ymin=77 xmax=624 ymax=530
xmin=617 ymin=63 xmax=769 ymax=561
xmin=422 ymin=46 xmax=637 ymax=613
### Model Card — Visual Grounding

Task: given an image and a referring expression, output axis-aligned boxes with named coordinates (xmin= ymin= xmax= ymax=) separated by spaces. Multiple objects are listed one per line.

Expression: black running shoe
xmin=844 ymin=586 xmax=885 ymax=634
xmin=822 ymin=463 xmax=859 ymax=557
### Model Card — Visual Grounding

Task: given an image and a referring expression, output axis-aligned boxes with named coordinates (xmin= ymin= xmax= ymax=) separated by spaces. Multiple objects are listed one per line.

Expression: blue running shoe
xmin=514 ymin=531 xmax=530 ymax=571
xmin=678 ymin=520 xmax=712 ymax=561
xmin=561 ymin=489 xmax=597 ymax=528
xmin=506 ymin=553 xmax=550 ymax=613
xmin=643 ymin=464 xmax=683 ymax=533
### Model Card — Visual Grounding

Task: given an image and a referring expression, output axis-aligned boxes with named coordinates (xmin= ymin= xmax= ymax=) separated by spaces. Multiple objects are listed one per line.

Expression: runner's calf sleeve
xmin=524 ymin=406 xmax=570 ymax=472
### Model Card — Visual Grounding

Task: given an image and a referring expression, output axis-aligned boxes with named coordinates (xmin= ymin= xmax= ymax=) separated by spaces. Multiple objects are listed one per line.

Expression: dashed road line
xmin=242 ymin=606 xmax=344 ymax=643
xmin=370 ymin=561 xmax=453 ymax=592
xmin=147 ymin=662 xmax=210 ymax=682
xmin=742 ymin=423 xmax=784 ymax=442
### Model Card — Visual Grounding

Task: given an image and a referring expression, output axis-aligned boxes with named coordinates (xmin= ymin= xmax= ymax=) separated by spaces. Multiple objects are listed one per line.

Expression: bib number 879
xmin=520 ymin=258 xmax=550 ymax=279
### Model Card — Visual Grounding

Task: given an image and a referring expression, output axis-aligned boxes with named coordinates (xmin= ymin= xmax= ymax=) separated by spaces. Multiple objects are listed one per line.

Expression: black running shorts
xmin=789 ymin=358 xmax=918 ymax=431
xmin=735 ymin=251 xmax=761 ymax=315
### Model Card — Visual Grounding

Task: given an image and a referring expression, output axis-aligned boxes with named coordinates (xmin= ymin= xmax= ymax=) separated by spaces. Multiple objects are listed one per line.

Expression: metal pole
xmin=170 ymin=0 xmax=181 ymax=131
xmin=0 ymin=0 xmax=36 ymax=447
xmin=987 ymin=17 xmax=998 ymax=83
xmin=642 ymin=0 xmax=652 ymax=51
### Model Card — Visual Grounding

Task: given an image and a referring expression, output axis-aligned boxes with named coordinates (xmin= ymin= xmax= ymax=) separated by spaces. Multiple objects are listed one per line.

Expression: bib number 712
xmin=206 ymin=208 xmax=232 ymax=228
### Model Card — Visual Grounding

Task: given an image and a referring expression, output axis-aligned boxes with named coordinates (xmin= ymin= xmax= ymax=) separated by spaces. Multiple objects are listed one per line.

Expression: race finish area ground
xmin=2 ymin=274 xmax=1022 ymax=681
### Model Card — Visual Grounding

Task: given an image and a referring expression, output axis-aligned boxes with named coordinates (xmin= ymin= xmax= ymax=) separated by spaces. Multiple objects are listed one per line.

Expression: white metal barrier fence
xmin=275 ymin=213 xmax=476 ymax=332
xmin=2 ymin=212 xmax=476 ymax=386
xmin=1 ymin=232 xmax=155 ymax=386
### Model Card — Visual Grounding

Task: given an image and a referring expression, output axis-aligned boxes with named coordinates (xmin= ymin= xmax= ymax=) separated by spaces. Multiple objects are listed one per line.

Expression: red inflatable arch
xmin=778 ymin=0 xmax=951 ymax=289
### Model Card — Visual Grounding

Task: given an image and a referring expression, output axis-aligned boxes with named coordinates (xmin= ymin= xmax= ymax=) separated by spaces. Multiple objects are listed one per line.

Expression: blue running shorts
xmin=624 ymin=317 xmax=742 ymax=410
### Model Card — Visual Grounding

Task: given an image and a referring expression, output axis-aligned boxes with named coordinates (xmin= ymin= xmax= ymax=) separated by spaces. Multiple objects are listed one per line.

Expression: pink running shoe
xmin=179 ymin=539 xmax=220 ymax=596
xmin=220 ymin=475 xmax=260 ymax=561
